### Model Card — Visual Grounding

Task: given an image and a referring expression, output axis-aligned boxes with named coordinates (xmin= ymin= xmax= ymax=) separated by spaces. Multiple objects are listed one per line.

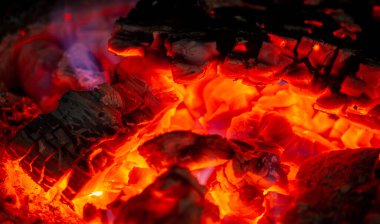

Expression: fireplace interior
xmin=1 ymin=0 xmax=380 ymax=223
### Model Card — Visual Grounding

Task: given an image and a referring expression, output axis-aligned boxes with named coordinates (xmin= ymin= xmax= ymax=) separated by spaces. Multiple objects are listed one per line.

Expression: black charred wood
xmin=296 ymin=148 xmax=380 ymax=190
xmin=283 ymin=148 xmax=380 ymax=224
xmin=109 ymin=165 xmax=219 ymax=224
xmin=138 ymin=131 xmax=236 ymax=170
xmin=7 ymin=84 xmax=124 ymax=195
xmin=7 ymin=69 xmax=178 ymax=201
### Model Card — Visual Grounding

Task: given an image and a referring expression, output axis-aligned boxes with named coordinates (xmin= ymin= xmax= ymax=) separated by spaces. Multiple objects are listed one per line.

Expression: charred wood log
xmin=7 ymin=62 xmax=179 ymax=201
xmin=283 ymin=148 xmax=380 ymax=224
xmin=7 ymin=84 xmax=124 ymax=197
xmin=108 ymin=165 xmax=220 ymax=224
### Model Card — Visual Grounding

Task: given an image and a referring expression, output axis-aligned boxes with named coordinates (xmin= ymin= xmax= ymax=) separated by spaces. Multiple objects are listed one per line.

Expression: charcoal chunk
xmin=297 ymin=148 xmax=380 ymax=190
xmin=138 ymin=131 xmax=236 ymax=170
xmin=283 ymin=148 xmax=380 ymax=224
xmin=109 ymin=165 xmax=219 ymax=224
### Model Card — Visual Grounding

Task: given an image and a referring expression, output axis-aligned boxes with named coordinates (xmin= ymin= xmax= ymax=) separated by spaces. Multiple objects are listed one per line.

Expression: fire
xmin=38 ymin=54 xmax=377 ymax=222
xmin=1 ymin=2 xmax=380 ymax=223
xmin=107 ymin=47 xmax=145 ymax=57
xmin=88 ymin=191 xmax=103 ymax=197
xmin=2 ymin=51 xmax=380 ymax=222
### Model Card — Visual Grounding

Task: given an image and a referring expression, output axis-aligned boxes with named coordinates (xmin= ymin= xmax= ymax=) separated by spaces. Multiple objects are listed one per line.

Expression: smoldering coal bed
xmin=1 ymin=0 xmax=380 ymax=223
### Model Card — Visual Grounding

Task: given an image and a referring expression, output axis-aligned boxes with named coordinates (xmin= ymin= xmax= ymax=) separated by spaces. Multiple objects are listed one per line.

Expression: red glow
xmin=64 ymin=12 xmax=72 ymax=21
xmin=373 ymin=5 xmax=380 ymax=20
xmin=2 ymin=3 xmax=380 ymax=224
xmin=19 ymin=29 xmax=26 ymax=37
xmin=108 ymin=47 xmax=145 ymax=57
xmin=304 ymin=20 xmax=323 ymax=27
xmin=233 ymin=42 xmax=248 ymax=52
xmin=313 ymin=44 xmax=320 ymax=51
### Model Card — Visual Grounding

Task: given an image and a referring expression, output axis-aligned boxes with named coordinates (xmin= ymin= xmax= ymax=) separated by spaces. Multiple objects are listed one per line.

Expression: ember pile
xmin=1 ymin=0 xmax=380 ymax=223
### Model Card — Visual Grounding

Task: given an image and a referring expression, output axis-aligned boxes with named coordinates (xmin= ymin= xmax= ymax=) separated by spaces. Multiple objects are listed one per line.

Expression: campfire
xmin=1 ymin=0 xmax=380 ymax=223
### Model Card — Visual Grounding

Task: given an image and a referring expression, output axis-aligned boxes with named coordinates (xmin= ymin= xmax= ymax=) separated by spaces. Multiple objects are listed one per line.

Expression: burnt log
xmin=7 ymin=84 xmax=124 ymax=198
xmin=283 ymin=148 xmax=380 ymax=224
xmin=108 ymin=165 xmax=220 ymax=224
xmin=7 ymin=59 xmax=179 ymax=201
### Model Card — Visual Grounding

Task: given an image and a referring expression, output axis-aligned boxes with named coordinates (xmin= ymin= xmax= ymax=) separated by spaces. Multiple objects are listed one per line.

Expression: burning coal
xmin=1 ymin=0 xmax=380 ymax=223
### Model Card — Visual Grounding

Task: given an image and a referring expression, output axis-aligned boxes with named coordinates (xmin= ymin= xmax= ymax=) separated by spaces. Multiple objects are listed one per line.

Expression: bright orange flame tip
xmin=313 ymin=44 xmax=320 ymax=51
xmin=108 ymin=47 xmax=145 ymax=57
xmin=88 ymin=191 xmax=103 ymax=197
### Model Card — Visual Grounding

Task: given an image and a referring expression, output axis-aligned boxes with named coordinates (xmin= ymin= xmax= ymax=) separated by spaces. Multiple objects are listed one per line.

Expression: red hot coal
xmin=1 ymin=0 xmax=380 ymax=223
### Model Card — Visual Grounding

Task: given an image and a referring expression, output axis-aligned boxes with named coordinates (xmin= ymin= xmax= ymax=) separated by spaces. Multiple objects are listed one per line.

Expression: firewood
xmin=7 ymin=84 xmax=124 ymax=195
xmin=7 ymin=68 xmax=179 ymax=200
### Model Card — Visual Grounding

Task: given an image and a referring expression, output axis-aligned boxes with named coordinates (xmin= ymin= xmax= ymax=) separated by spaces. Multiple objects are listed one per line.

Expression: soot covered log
xmin=8 ymin=84 xmax=125 ymax=200
xmin=7 ymin=63 xmax=179 ymax=201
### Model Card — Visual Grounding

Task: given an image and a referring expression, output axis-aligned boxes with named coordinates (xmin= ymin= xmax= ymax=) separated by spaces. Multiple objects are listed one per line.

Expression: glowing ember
xmin=1 ymin=0 xmax=380 ymax=223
